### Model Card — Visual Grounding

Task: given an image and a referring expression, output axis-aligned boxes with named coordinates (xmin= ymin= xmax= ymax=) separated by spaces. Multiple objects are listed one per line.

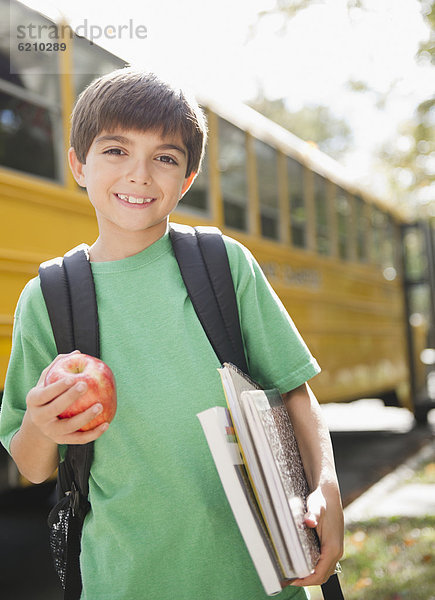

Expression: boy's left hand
xmin=291 ymin=483 xmax=344 ymax=587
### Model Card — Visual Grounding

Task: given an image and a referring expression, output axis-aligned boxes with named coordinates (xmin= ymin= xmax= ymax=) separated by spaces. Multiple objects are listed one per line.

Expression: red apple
xmin=45 ymin=353 xmax=117 ymax=432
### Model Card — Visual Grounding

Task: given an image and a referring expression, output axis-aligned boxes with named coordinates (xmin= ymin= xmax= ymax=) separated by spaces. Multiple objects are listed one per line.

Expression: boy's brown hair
xmin=70 ymin=68 xmax=207 ymax=177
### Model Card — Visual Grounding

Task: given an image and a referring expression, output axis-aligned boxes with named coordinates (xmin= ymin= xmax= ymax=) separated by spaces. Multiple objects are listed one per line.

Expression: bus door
xmin=401 ymin=220 xmax=435 ymax=423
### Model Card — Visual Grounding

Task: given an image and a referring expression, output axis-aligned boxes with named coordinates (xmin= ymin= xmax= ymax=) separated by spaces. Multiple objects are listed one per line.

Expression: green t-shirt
xmin=0 ymin=229 xmax=320 ymax=600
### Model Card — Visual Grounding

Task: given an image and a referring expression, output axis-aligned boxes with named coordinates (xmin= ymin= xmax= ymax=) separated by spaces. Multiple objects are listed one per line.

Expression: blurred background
xmin=5 ymin=0 xmax=434 ymax=214
xmin=0 ymin=1 xmax=434 ymax=598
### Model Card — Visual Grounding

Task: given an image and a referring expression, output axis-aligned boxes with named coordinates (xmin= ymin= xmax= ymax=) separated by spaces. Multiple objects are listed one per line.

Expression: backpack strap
xmin=322 ymin=571 xmax=344 ymax=600
xmin=169 ymin=223 xmax=249 ymax=374
xmin=40 ymin=244 xmax=100 ymax=358
xmin=39 ymin=244 xmax=98 ymax=600
xmin=62 ymin=245 xmax=100 ymax=358
xmin=38 ymin=256 xmax=75 ymax=355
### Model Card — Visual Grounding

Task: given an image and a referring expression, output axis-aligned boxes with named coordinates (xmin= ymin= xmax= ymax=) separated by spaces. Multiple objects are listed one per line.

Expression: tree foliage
xmin=377 ymin=0 xmax=434 ymax=215
xmin=417 ymin=0 xmax=435 ymax=64
xmin=254 ymin=0 xmax=365 ymax=25
xmin=248 ymin=95 xmax=353 ymax=159
xmin=251 ymin=0 xmax=434 ymax=214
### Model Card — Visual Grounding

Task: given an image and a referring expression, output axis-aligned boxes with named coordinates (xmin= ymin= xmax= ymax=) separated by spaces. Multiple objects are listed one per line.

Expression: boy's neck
xmin=89 ymin=221 xmax=169 ymax=262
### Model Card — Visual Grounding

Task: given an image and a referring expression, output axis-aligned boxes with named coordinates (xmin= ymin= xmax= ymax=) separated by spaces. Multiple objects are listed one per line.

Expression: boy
xmin=0 ymin=69 xmax=343 ymax=599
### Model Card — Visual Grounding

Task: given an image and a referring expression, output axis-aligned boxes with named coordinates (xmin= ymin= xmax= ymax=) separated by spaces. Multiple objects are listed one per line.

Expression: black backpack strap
xmin=169 ymin=223 xmax=249 ymax=373
xmin=39 ymin=256 xmax=75 ymax=355
xmin=39 ymin=244 xmax=98 ymax=600
xmin=321 ymin=573 xmax=344 ymax=600
xmin=62 ymin=245 xmax=100 ymax=358
xmin=39 ymin=244 xmax=99 ymax=357
xmin=39 ymin=244 xmax=99 ymax=500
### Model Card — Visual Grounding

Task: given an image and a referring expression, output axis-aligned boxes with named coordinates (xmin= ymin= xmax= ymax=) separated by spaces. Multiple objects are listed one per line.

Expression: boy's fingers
xmin=57 ymin=402 xmax=104 ymax=434
xmin=291 ymin=535 xmax=343 ymax=587
xmin=290 ymin=554 xmax=336 ymax=587
xmin=36 ymin=351 xmax=81 ymax=387
xmin=40 ymin=381 xmax=89 ymax=418
xmin=305 ymin=488 xmax=326 ymax=523
xmin=60 ymin=421 xmax=109 ymax=445
xmin=304 ymin=512 xmax=318 ymax=528
xmin=27 ymin=377 xmax=77 ymax=409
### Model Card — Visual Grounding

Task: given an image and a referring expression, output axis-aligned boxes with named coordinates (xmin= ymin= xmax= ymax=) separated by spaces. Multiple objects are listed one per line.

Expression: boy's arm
xmin=10 ymin=353 xmax=109 ymax=484
xmin=283 ymin=382 xmax=344 ymax=587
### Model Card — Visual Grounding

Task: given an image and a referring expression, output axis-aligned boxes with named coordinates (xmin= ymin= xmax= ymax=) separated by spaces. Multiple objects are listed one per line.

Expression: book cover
xmin=196 ymin=406 xmax=283 ymax=595
xmin=217 ymin=365 xmax=295 ymax=578
xmin=217 ymin=363 xmax=320 ymax=578
xmin=241 ymin=388 xmax=320 ymax=575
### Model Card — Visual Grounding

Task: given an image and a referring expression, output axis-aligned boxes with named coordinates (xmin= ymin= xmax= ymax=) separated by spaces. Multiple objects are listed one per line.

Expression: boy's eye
xmin=157 ymin=155 xmax=178 ymax=165
xmin=103 ymin=148 xmax=125 ymax=155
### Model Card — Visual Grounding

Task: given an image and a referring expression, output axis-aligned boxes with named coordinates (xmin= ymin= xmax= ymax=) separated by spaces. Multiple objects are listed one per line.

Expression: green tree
xmin=417 ymin=0 xmax=434 ymax=64
xmin=248 ymin=94 xmax=353 ymax=159
xmin=377 ymin=0 xmax=434 ymax=215
xmin=378 ymin=98 xmax=434 ymax=215
xmin=253 ymin=0 xmax=434 ymax=215
xmin=246 ymin=0 xmax=360 ymax=160
xmin=253 ymin=0 xmax=365 ymax=27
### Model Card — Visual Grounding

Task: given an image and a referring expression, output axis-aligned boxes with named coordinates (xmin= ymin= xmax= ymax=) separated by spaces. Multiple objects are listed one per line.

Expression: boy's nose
xmin=128 ymin=160 xmax=152 ymax=184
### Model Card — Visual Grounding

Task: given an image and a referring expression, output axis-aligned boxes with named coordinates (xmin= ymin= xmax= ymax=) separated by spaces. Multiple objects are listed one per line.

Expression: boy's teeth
xmin=118 ymin=194 xmax=152 ymax=204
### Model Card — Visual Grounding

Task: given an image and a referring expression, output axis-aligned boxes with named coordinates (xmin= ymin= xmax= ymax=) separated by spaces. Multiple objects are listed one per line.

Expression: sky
xmin=15 ymin=0 xmax=435 ymax=202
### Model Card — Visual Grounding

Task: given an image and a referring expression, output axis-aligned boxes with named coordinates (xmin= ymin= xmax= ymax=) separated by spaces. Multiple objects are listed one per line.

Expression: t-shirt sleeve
xmin=224 ymin=236 xmax=321 ymax=394
xmin=0 ymin=277 xmax=57 ymax=454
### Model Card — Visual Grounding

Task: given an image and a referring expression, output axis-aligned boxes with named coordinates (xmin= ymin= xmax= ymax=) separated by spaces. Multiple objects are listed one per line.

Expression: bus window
xmin=0 ymin=91 xmax=57 ymax=179
xmin=403 ymin=226 xmax=428 ymax=282
xmin=336 ymin=187 xmax=350 ymax=260
xmin=370 ymin=206 xmax=382 ymax=264
xmin=287 ymin=156 xmax=306 ymax=248
xmin=383 ymin=215 xmax=396 ymax=269
xmin=254 ymin=139 xmax=279 ymax=240
xmin=314 ymin=173 xmax=330 ymax=255
xmin=217 ymin=117 xmax=248 ymax=232
xmin=73 ymin=36 xmax=127 ymax=97
xmin=178 ymin=148 xmax=209 ymax=213
xmin=355 ymin=195 xmax=368 ymax=262
xmin=370 ymin=206 xmax=394 ymax=266
xmin=0 ymin=1 xmax=62 ymax=180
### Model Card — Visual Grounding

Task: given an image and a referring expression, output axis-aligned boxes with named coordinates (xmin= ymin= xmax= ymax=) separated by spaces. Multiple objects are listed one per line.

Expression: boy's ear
xmin=180 ymin=171 xmax=197 ymax=198
xmin=68 ymin=147 xmax=86 ymax=188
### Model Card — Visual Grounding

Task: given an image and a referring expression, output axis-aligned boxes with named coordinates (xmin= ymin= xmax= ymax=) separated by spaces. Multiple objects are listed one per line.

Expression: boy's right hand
xmin=26 ymin=352 xmax=109 ymax=445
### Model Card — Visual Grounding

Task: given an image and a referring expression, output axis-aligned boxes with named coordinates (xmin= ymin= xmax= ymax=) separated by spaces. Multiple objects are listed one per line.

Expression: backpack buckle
xmin=66 ymin=481 xmax=81 ymax=517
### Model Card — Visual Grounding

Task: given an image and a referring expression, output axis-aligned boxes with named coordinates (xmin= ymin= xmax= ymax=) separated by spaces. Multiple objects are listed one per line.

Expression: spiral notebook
xmin=197 ymin=363 xmax=320 ymax=595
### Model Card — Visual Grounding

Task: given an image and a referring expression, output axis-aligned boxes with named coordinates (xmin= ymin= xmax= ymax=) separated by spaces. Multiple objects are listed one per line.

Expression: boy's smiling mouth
xmin=115 ymin=193 xmax=156 ymax=205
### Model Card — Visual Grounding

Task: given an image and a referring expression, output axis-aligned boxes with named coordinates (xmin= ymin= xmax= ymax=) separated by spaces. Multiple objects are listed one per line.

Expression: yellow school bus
xmin=1 ymin=0 xmax=434 ymax=491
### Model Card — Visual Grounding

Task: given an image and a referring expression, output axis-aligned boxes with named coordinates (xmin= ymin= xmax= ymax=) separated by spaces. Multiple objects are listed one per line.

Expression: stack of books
xmin=197 ymin=363 xmax=320 ymax=596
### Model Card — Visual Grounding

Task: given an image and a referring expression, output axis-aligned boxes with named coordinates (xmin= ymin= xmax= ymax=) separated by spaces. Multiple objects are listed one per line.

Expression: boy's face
xmin=69 ymin=128 xmax=195 ymax=252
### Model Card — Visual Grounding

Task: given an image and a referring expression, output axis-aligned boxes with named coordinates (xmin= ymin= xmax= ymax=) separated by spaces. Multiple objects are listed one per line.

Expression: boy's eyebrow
xmin=94 ymin=135 xmax=187 ymax=156
xmin=158 ymin=143 xmax=187 ymax=156
xmin=94 ymin=134 xmax=131 ymax=145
